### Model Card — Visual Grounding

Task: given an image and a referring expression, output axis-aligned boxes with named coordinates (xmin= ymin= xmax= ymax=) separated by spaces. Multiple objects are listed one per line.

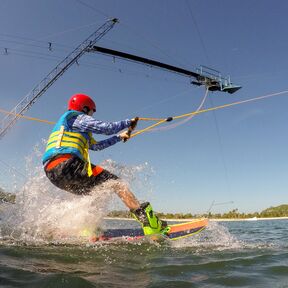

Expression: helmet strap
xmin=82 ymin=106 xmax=89 ymax=114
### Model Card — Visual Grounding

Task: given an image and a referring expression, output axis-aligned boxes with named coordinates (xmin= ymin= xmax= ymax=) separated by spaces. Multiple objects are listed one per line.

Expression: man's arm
xmin=90 ymin=136 xmax=121 ymax=151
xmin=71 ymin=114 xmax=131 ymax=135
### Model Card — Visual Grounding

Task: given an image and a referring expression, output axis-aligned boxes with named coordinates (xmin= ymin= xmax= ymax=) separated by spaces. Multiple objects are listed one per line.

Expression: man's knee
xmin=108 ymin=179 xmax=128 ymax=191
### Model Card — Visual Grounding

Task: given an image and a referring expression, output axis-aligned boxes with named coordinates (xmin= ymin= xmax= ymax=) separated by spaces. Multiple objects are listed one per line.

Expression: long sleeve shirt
xmin=68 ymin=114 xmax=131 ymax=151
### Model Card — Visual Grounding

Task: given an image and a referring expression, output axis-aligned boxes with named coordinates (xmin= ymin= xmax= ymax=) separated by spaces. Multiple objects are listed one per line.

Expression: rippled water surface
xmin=0 ymin=219 xmax=287 ymax=288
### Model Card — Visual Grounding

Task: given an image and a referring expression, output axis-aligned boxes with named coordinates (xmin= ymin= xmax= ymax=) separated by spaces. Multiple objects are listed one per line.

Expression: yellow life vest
xmin=43 ymin=111 xmax=97 ymax=176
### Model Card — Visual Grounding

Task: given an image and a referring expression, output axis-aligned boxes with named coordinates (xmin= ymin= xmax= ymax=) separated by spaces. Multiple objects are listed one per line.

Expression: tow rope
xmin=130 ymin=89 xmax=288 ymax=138
xmin=1 ymin=89 xmax=288 ymax=139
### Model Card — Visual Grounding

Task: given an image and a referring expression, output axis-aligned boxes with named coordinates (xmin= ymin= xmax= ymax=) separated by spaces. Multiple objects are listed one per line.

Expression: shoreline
xmin=104 ymin=216 xmax=288 ymax=222
xmin=210 ymin=216 xmax=288 ymax=222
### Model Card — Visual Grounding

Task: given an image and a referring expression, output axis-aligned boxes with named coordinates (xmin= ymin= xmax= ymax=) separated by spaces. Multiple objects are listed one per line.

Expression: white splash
xmin=171 ymin=221 xmax=242 ymax=250
xmin=0 ymin=143 xmax=154 ymax=244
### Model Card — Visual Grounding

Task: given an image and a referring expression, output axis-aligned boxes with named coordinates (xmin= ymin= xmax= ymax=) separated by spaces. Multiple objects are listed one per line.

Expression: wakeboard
xmin=90 ymin=218 xmax=208 ymax=242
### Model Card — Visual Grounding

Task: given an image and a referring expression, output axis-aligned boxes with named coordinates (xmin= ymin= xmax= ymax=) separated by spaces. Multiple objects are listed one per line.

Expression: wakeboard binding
xmin=131 ymin=202 xmax=168 ymax=235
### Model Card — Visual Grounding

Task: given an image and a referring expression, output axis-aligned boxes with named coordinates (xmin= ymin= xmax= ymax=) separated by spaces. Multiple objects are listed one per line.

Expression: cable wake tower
xmin=89 ymin=45 xmax=241 ymax=94
xmin=0 ymin=18 xmax=118 ymax=139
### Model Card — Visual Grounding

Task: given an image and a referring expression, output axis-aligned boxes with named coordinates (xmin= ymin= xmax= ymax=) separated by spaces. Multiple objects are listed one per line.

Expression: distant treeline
xmin=108 ymin=205 xmax=288 ymax=219
xmin=0 ymin=188 xmax=15 ymax=204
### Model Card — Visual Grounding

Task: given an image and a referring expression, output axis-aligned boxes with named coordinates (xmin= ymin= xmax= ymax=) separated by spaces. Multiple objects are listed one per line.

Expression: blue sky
xmin=0 ymin=0 xmax=288 ymax=214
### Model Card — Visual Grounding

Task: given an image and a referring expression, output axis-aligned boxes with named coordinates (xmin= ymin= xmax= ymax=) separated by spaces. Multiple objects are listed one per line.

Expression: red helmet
xmin=68 ymin=94 xmax=96 ymax=113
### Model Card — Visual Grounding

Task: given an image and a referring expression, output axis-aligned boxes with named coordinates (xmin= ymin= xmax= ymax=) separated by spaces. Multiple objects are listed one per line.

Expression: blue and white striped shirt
xmin=68 ymin=114 xmax=131 ymax=151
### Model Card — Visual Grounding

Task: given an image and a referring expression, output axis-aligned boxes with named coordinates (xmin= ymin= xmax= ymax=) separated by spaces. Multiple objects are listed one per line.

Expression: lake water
xmin=0 ymin=219 xmax=287 ymax=288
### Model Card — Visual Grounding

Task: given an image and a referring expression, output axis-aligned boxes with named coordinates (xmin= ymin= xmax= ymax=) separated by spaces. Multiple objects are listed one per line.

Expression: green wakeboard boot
xmin=131 ymin=202 xmax=168 ymax=236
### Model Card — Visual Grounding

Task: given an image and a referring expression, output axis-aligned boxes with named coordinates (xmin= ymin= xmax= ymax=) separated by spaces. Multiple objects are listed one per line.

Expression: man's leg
xmin=90 ymin=168 xmax=167 ymax=235
xmin=109 ymin=180 xmax=140 ymax=210
xmin=108 ymin=180 xmax=167 ymax=235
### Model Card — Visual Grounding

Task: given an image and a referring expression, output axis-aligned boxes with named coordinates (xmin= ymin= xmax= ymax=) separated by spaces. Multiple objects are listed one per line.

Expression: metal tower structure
xmin=0 ymin=18 xmax=118 ymax=139
xmin=89 ymin=45 xmax=241 ymax=94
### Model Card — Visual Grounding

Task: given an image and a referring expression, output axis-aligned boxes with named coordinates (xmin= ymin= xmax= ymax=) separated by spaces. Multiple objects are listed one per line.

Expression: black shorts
xmin=44 ymin=155 xmax=119 ymax=195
